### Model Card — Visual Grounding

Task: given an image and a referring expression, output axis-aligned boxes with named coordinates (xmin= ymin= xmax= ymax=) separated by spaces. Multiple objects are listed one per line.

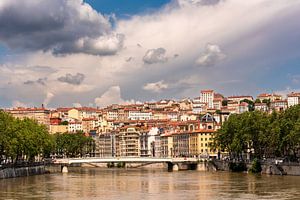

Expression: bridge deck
xmin=53 ymin=157 xmax=199 ymax=164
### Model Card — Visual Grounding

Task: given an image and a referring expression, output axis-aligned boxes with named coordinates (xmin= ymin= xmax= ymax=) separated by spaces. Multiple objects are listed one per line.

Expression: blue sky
xmin=85 ymin=0 xmax=170 ymax=17
xmin=0 ymin=0 xmax=300 ymax=108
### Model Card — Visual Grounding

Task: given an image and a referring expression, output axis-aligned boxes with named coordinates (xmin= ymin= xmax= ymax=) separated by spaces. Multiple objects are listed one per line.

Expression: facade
xmin=254 ymin=103 xmax=268 ymax=112
xmin=49 ymin=125 xmax=68 ymax=134
xmin=257 ymin=93 xmax=282 ymax=102
xmin=287 ymin=92 xmax=300 ymax=107
xmin=6 ymin=107 xmax=50 ymax=128
xmin=227 ymin=95 xmax=254 ymax=103
xmin=68 ymin=122 xmax=83 ymax=133
xmin=200 ymin=90 xmax=214 ymax=109
xmin=270 ymin=100 xmax=288 ymax=112
xmin=140 ymin=128 xmax=157 ymax=157
xmin=116 ymin=127 xmax=141 ymax=157
xmin=97 ymin=132 xmax=116 ymax=157
xmin=128 ymin=110 xmax=152 ymax=121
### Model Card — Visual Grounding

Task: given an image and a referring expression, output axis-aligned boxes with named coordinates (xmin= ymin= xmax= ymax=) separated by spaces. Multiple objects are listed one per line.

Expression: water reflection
xmin=1 ymin=168 xmax=300 ymax=200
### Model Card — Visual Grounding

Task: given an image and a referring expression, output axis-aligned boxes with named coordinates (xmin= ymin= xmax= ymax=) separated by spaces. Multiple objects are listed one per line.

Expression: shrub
xmin=248 ymin=158 xmax=262 ymax=173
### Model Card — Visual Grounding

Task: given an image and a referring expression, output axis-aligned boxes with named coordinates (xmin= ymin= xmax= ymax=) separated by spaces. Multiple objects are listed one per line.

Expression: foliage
xmin=59 ymin=121 xmax=68 ymax=125
xmin=0 ymin=111 xmax=95 ymax=165
xmin=241 ymin=99 xmax=255 ymax=111
xmin=222 ymin=100 xmax=228 ymax=106
xmin=53 ymin=132 xmax=94 ymax=158
xmin=248 ymin=158 xmax=262 ymax=173
xmin=213 ymin=105 xmax=300 ymax=161
xmin=229 ymin=162 xmax=247 ymax=172
xmin=255 ymin=99 xmax=261 ymax=104
xmin=0 ymin=111 xmax=54 ymax=164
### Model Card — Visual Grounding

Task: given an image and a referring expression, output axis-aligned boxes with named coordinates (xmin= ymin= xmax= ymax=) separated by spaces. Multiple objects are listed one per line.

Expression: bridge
xmin=53 ymin=157 xmax=205 ymax=172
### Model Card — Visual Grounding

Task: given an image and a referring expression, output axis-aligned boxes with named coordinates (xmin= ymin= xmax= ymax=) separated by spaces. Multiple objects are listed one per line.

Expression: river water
xmin=1 ymin=168 xmax=300 ymax=200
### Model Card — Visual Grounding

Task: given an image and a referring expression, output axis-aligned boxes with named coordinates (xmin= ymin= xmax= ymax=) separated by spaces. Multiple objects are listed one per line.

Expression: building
xmin=227 ymin=95 xmax=254 ymax=103
xmin=6 ymin=107 xmax=50 ymax=128
xmin=116 ymin=127 xmax=142 ymax=157
xmin=49 ymin=125 xmax=68 ymax=134
xmin=200 ymin=90 xmax=214 ymax=109
xmin=270 ymin=100 xmax=288 ymax=112
xmin=189 ymin=129 xmax=216 ymax=158
xmin=287 ymin=92 xmax=300 ymax=107
xmin=128 ymin=110 xmax=152 ymax=121
xmin=254 ymin=103 xmax=268 ymax=112
xmin=192 ymin=97 xmax=207 ymax=114
xmin=68 ymin=122 xmax=83 ymax=133
xmin=140 ymin=127 xmax=158 ymax=157
xmin=257 ymin=93 xmax=282 ymax=102
xmin=97 ymin=132 xmax=116 ymax=157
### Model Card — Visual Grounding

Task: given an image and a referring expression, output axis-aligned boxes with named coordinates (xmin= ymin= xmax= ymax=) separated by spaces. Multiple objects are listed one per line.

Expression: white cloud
xmin=0 ymin=0 xmax=124 ymax=56
xmin=143 ymin=48 xmax=168 ymax=64
xmin=72 ymin=103 xmax=82 ymax=108
xmin=1 ymin=0 xmax=300 ymax=106
xmin=195 ymin=44 xmax=226 ymax=67
xmin=11 ymin=100 xmax=29 ymax=108
xmin=43 ymin=92 xmax=54 ymax=107
xmin=94 ymin=86 xmax=135 ymax=108
xmin=143 ymin=81 xmax=169 ymax=93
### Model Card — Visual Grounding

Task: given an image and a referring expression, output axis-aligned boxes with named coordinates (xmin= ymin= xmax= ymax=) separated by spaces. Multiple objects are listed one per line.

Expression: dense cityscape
xmin=2 ymin=89 xmax=300 ymax=160
xmin=1 ymin=0 xmax=300 ymax=198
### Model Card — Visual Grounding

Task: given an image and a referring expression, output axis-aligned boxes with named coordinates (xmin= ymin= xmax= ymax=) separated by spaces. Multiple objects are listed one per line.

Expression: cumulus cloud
xmin=72 ymin=103 xmax=82 ymax=108
xmin=57 ymin=73 xmax=85 ymax=85
xmin=43 ymin=92 xmax=54 ymax=107
xmin=1 ymin=0 xmax=300 ymax=107
xmin=177 ymin=0 xmax=222 ymax=6
xmin=11 ymin=100 xmax=29 ymax=108
xmin=143 ymin=81 xmax=169 ymax=93
xmin=143 ymin=48 xmax=168 ymax=64
xmin=195 ymin=44 xmax=226 ymax=67
xmin=0 ymin=0 xmax=123 ymax=55
xmin=94 ymin=86 xmax=123 ymax=108
xmin=94 ymin=86 xmax=135 ymax=108
xmin=24 ymin=77 xmax=47 ymax=86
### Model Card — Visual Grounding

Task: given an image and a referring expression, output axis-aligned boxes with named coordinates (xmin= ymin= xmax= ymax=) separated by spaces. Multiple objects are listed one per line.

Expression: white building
xmin=254 ymin=103 xmax=268 ymax=112
xmin=287 ymin=92 xmax=300 ymax=107
xmin=192 ymin=97 xmax=207 ymax=114
xmin=270 ymin=100 xmax=288 ymax=112
xmin=68 ymin=122 xmax=83 ymax=133
xmin=200 ymin=90 xmax=214 ymax=109
xmin=228 ymin=95 xmax=254 ymax=103
xmin=128 ymin=110 xmax=152 ymax=120
xmin=106 ymin=110 xmax=119 ymax=120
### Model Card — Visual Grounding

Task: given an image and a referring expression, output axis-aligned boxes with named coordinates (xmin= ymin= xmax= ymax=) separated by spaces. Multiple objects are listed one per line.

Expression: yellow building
xmin=189 ymin=129 xmax=216 ymax=158
xmin=68 ymin=108 xmax=81 ymax=120
xmin=49 ymin=125 xmax=68 ymax=134
xmin=6 ymin=107 xmax=50 ymax=128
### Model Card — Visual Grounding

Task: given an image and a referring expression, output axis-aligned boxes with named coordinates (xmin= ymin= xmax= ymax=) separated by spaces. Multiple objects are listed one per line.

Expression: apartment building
xmin=287 ymin=92 xmax=300 ymax=107
xmin=6 ymin=107 xmax=50 ymax=128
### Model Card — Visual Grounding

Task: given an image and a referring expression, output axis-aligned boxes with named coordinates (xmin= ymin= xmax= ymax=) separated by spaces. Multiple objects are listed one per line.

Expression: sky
xmin=0 ymin=0 xmax=300 ymax=108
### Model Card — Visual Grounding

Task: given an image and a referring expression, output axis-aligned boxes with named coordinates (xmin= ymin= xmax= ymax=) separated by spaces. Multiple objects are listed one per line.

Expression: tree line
xmin=213 ymin=105 xmax=300 ymax=161
xmin=0 ymin=111 xmax=94 ymax=165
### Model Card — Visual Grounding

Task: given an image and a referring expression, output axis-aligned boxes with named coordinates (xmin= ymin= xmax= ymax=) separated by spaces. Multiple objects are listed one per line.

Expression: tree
xmin=254 ymin=99 xmax=261 ymax=104
xmin=222 ymin=100 xmax=228 ymax=106
xmin=241 ymin=99 xmax=255 ymax=112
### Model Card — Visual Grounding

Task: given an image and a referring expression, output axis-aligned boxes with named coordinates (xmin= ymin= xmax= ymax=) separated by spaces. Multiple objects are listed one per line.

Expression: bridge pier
xmin=167 ymin=162 xmax=179 ymax=172
xmin=172 ymin=164 xmax=179 ymax=171
xmin=196 ymin=163 xmax=206 ymax=171
xmin=61 ymin=165 xmax=68 ymax=173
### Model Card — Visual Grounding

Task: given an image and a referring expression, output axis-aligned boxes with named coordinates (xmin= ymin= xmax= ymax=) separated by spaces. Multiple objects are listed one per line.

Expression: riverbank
xmin=0 ymin=165 xmax=46 ymax=179
xmin=213 ymin=160 xmax=300 ymax=176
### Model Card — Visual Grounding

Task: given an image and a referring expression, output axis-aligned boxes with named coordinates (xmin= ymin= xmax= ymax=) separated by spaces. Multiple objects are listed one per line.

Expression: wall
xmin=0 ymin=165 xmax=46 ymax=179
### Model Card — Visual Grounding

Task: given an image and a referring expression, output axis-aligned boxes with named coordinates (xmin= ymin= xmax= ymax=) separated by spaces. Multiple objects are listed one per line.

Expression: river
xmin=0 ymin=168 xmax=300 ymax=200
